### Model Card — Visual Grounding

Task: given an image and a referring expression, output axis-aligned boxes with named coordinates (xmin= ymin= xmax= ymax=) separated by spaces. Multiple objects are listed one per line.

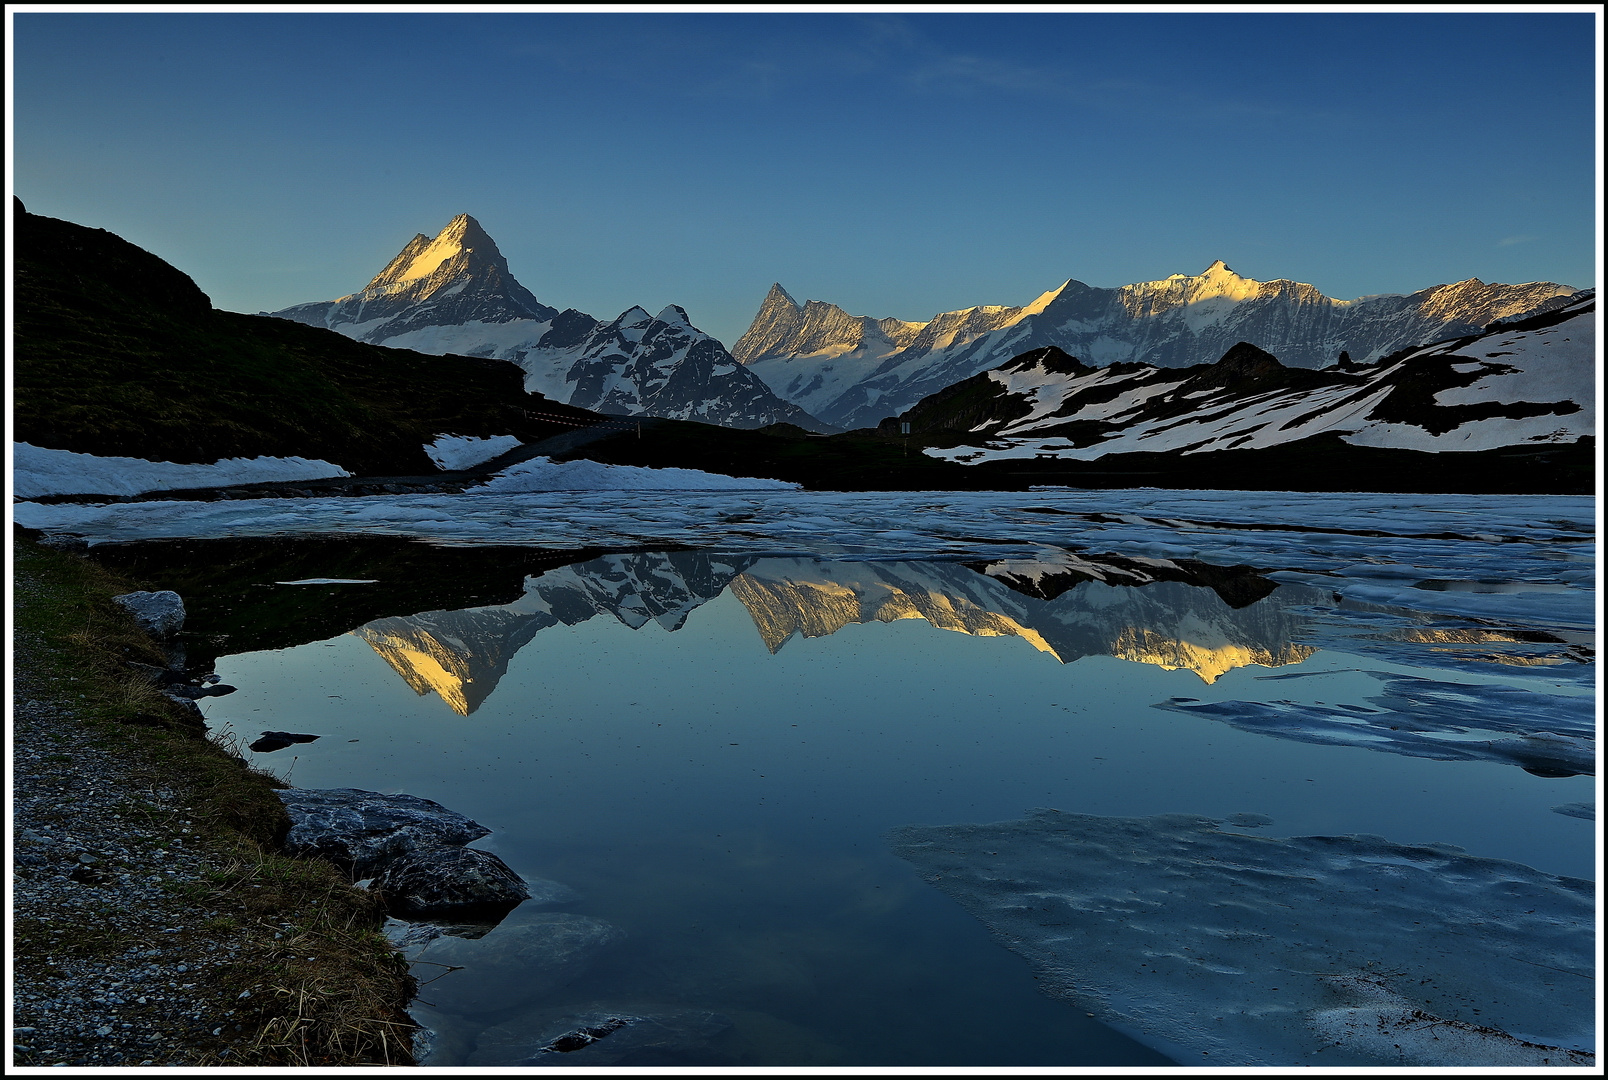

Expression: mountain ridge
xmin=882 ymin=290 xmax=1595 ymax=465
xmin=272 ymin=216 xmax=826 ymax=431
xmin=737 ymin=263 xmax=1577 ymax=429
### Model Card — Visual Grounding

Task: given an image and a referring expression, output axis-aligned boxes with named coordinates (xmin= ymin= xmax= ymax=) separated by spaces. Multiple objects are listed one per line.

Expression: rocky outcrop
xmin=371 ymin=846 xmax=532 ymax=914
xmin=112 ymin=590 xmax=185 ymax=637
xmin=275 ymin=788 xmax=491 ymax=879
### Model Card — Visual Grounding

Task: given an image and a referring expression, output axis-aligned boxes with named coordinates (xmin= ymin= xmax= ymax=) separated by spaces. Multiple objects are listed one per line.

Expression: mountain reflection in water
xmin=352 ymin=552 xmax=1318 ymax=716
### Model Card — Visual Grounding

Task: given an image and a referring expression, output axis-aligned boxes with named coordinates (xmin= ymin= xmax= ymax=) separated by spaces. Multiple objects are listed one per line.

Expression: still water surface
xmin=163 ymin=547 xmax=1595 ymax=1066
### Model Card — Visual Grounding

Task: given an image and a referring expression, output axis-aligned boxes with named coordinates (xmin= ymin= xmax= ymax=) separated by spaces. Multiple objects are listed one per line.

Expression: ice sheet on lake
xmin=888 ymin=810 xmax=1595 ymax=1067
xmin=1157 ymin=671 xmax=1596 ymax=775
xmin=11 ymin=441 xmax=350 ymax=498
xmin=17 ymin=490 xmax=1589 ymax=662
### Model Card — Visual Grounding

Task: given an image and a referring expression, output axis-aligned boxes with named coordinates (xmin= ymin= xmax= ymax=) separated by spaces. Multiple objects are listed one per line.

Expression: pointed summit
xmin=733 ymin=283 xmax=812 ymax=363
xmin=364 ymin=213 xmax=513 ymax=293
xmin=272 ymin=213 xmax=557 ymax=342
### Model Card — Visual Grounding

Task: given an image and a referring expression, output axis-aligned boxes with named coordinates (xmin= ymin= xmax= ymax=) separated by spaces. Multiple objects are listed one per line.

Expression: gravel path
xmin=13 ymin=574 xmax=262 ymax=1065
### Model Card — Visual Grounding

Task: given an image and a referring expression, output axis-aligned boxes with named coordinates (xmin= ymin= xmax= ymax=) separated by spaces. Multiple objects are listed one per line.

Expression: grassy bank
xmin=12 ymin=530 xmax=418 ymax=1065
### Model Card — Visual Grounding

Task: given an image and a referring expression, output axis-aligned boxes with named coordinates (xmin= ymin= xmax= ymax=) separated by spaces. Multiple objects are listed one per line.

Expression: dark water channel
xmin=88 ymin=537 xmax=1596 ymax=1067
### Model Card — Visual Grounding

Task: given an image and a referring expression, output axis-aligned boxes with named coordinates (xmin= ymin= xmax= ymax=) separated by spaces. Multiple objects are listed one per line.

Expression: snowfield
xmin=477 ymin=456 xmax=799 ymax=492
xmin=11 ymin=442 xmax=350 ymax=499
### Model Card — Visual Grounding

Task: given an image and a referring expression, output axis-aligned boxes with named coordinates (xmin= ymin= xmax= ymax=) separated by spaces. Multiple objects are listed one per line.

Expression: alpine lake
xmin=54 ymin=487 xmax=1595 ymax=1068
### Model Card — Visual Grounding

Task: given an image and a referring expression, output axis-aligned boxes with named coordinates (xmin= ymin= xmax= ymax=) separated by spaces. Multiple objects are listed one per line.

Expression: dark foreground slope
xmin=561 ymin=421 xmax=1593 ymax=494
xmin=13 ymin=201 xmax=602 ymax=476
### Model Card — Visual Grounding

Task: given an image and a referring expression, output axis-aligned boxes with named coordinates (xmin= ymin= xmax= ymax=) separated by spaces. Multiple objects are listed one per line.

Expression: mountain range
xmin=14 ymin=202 xmax=1593 ymax=496
xmin=734 ymin=265 xmax=1578 ymax=429
xmin=272 ymin=215 xmax=823 ymax=430
xmin=886 ymin=291 xmax=1594 ymax=466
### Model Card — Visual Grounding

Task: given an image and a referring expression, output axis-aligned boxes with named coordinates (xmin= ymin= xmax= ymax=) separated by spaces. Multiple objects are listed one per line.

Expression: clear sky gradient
xmin=11 ymin=8 xmax=1600 ymax=347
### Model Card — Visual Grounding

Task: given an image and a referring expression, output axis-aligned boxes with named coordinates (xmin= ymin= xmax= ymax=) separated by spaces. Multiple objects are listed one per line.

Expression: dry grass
xmin=14 ymin=530 xmax=418 ymax=1065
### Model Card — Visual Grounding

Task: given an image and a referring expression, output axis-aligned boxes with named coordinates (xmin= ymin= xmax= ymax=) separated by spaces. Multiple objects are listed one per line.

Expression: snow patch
xmin=477 ymin=456 xmax=798 ymax=492
xmin=11 ymin=442 xmax=350 ymax=499
xmin=424 ymin=434 xmax=522 ymax=471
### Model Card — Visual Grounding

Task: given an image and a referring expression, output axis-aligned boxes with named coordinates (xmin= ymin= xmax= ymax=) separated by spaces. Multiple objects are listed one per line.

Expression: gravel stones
xmin=275 ymin=787 xmax=491 ymax=878
xmin=371 ymin=846 xmax=531 ymax=915
xmin=13 ymin=639 xmax=239 ymax=1065
xmin=111 ymin=590 xmax=185 ymax=637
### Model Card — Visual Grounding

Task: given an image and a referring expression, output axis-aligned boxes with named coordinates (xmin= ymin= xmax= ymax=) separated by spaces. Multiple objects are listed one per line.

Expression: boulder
xmin=112 ymin=590 xmax=185 ymax=637
xmin=275 ymin=787 xmax=490 ymax=878
xmin=372 ymin=846 xmax=531 ymax=914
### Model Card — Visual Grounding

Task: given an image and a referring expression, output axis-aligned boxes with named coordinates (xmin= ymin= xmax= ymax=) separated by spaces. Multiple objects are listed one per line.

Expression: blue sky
xmin=11 ymin=8 xmax=1599 ymax=346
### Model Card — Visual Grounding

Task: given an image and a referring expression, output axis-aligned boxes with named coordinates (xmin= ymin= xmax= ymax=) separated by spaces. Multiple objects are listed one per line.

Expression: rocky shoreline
xmin=11 ymin=536 xmax=420 ymax=1066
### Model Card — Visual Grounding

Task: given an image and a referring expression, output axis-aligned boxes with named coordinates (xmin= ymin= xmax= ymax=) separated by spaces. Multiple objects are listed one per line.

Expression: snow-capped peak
xmin=613 ymin=306 xmax=655 ymax=327
xmin=1020 ymin=280 xmax=1072 ymax=317
xmin=656 ymin=304 xmax=692 ymax=327
xmin=364 ymin=213 xmax=502 ymax=291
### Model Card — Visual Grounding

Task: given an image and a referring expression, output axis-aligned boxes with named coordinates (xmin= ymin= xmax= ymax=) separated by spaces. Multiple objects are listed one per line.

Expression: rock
xmin=415 ymin=914 xmax=622 ymax=1014
xmin=248 ymin=732 xmax=321 ymax=754
xmin=158 ymin=695 xmax=205 ymax=723
xmin=111 ymin=591 xmax=185 ymax=638
xmin=371 ymin=846 xmax=531 ymax=914
xmin=467 ymin=1008 xmax=732 ymax=1066
xmin=163 ymin=683 xmax=237 ymax=699
xmin=275 ymin=788 xmax=491 ymax=878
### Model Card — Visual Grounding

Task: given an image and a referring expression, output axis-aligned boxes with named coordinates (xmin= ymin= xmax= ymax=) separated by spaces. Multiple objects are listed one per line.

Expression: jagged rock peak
xmin=614 ymin=306 xmax=654 ymax=325
xmin=364 ymin=213 xmax=508 ymax=292
xmin=764 ymin=283 xmax=800 ymax=310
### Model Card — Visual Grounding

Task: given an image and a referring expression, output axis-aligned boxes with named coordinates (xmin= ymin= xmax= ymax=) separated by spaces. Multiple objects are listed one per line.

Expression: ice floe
xmin=888 ymin=810 xmax=1595 ymax=1066
xmin=11 ymin=441 xmax=349 ymax=499
xmin=1158 ymin=670 xmax=1595 ymax=774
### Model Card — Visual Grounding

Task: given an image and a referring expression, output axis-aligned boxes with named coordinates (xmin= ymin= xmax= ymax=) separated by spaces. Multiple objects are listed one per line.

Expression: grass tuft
xmin=14 ymin=529 xmax=417 ymax=1065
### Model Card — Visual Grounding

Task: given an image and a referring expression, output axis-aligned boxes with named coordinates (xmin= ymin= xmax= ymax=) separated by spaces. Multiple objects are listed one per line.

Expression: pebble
xmin=12 ymin=612 xmax=252 ymax=1066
